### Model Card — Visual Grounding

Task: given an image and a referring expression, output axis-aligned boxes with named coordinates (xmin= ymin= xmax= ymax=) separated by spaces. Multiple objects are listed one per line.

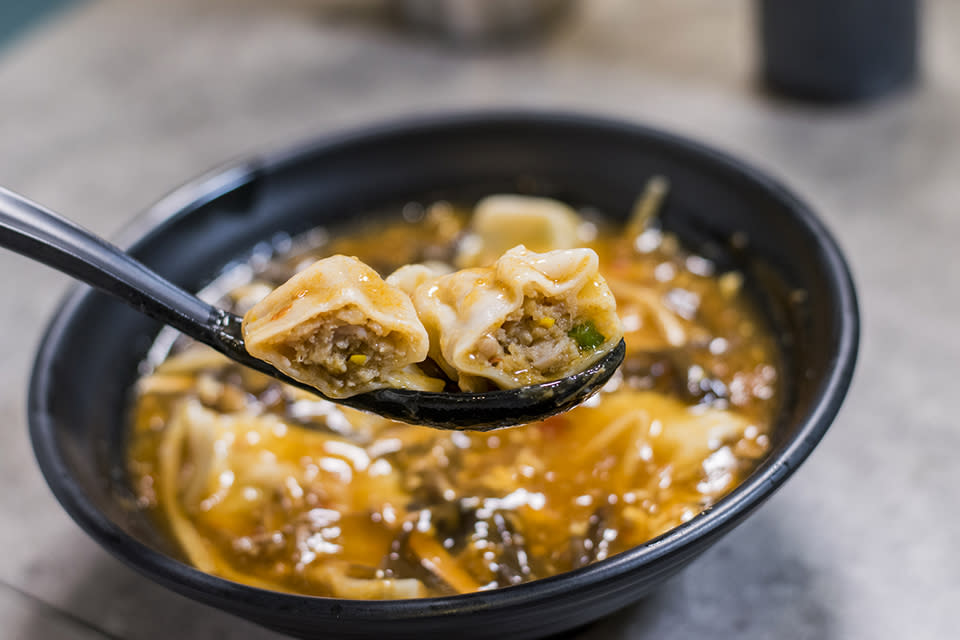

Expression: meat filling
xmin=482 ymin=299 xmax=586 ymax=380
xmin=275 ymin=305 xmax=407 ymax=394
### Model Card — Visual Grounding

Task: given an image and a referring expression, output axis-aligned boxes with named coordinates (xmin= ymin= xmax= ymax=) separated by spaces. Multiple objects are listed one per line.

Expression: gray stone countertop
xmin=1 ymin=1 xmax=957 ymax=638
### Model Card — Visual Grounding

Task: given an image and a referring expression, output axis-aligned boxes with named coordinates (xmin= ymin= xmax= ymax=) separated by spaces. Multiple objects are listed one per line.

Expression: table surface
xmin=1 ymin=1 xmax=957 ymax=638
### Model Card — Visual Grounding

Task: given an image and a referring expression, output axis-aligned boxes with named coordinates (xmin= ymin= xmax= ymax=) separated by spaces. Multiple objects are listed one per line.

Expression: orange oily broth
xmin=128 ymin=207 xmax=780 ymax=597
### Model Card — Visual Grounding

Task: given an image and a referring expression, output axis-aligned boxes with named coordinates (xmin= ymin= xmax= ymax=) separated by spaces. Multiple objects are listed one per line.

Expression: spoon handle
xmin=0 ymin=186 xmax=338 ymax=403
xmin=0 ymin=186 xmax=224 ymax=342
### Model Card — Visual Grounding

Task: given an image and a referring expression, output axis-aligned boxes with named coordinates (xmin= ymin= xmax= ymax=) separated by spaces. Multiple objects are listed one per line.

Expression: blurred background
xmin=0 ymin=1 xmax=956 ymax=638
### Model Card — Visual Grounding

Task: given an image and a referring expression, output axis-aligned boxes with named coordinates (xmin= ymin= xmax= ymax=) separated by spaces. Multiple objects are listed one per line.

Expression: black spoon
xmin=0 ymin=186 xmax=624 ymax=430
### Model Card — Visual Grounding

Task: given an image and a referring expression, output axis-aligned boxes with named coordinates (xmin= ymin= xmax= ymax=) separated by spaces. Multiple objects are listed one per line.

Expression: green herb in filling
xmin=567 ymin=321 xmax=605 ymax=351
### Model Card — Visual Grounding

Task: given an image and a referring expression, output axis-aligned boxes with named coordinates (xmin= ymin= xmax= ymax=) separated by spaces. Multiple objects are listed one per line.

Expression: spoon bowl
xmin=344 ymin=339 xmax=625 ymax=429
xmin=212 ymin=306 xmax=624 ymax=428
xmin=0 ymin=186 xmax=621 ymax=430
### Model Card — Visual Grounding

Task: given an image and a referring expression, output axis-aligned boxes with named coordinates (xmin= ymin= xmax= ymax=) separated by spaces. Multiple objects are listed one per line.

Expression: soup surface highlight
xmin=128 ymin=195 xmax=780 ymax=599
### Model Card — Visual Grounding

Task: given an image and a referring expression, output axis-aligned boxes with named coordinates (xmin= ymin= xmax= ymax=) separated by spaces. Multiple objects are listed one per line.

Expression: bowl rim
xmin=28 ymin=110 xmax=859 ymax=618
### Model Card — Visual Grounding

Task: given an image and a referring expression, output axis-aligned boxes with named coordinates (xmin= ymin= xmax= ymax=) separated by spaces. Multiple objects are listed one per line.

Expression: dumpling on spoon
xmin=412 ymin=246 xmax=623 ymax=392
xmin=385 ymin=262 xmax=453 ymax=297
xmin=242 ymin=255 xmax=443 ymax=398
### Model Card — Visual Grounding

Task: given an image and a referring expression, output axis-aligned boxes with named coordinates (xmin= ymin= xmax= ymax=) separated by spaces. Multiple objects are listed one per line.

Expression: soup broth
xmin=128 ymin=198 xmax=780 ymax=598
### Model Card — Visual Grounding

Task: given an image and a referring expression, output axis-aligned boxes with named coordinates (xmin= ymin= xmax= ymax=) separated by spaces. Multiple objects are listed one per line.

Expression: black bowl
xmin=28 ymin=112 xmax=858 ymax=639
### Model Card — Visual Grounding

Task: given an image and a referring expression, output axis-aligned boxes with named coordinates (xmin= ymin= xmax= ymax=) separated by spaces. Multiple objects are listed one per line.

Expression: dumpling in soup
xmin=456 ymin=195 xmax=583 ymax=268
xmin=242 ymin=255 xmax=442 ymax=398
xmin=413 ymin=245 xmax=623 ymax=391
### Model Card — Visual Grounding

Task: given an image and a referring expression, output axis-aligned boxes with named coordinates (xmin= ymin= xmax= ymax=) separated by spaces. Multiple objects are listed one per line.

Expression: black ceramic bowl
xmin=29 ymin=113 xmax=858 ymax=639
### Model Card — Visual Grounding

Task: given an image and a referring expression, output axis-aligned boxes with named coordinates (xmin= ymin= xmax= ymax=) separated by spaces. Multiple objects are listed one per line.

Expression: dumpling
xmin=242 ymin=255 xmax=443 ymax=398
xmin=456 ymin=195 xmax=583 ymax=268
xmin=413 ymin=245 xmax=623 ymax=392
xmin=384 ymin=262 xmax=452 ymax=298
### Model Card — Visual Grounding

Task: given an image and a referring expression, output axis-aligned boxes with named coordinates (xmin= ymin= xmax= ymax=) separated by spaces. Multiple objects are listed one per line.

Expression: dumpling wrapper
xmin=413 ymin=245 xmax=623 ymax=392
xmin=385 ymin=262 xmax=452 ymax=298
xmin=456 ymin=195 xmax=583 ymax=268
xmin=242 ymin=255 xmax=443 ymax=398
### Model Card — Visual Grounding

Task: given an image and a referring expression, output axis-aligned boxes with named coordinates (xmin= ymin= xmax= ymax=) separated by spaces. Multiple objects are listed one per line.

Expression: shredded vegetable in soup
xmin=128 ymin=184 xmax=780 ymax=599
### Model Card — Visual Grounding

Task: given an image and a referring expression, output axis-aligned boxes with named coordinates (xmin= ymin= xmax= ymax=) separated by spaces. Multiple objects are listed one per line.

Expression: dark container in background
xmin=759 ymin=0 xmax=918 ymax=103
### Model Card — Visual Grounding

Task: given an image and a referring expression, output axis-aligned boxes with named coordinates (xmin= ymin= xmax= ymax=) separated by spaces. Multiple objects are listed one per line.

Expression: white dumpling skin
xmin=385 ymin=262 xmax=452 ymax=298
